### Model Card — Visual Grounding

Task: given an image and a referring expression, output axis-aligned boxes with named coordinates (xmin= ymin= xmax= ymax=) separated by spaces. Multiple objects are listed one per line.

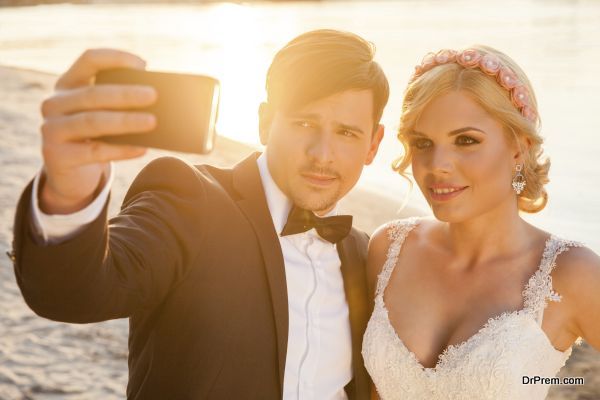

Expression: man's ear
xmin=258 ymin=102 xmax=273 ymax=146
xmin=365 ymin=124 xmax=385 ymax=165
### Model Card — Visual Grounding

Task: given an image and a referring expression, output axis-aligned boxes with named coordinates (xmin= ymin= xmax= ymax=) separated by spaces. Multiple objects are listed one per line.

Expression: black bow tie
xmin=280 ymin=206 xmax=352 ymax=244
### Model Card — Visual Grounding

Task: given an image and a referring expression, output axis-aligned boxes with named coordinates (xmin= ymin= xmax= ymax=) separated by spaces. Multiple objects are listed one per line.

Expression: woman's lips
xmin=428 ymin=185 xmax=469 ymax=202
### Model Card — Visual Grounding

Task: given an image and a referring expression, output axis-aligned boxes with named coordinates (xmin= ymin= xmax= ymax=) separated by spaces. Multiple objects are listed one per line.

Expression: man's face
xmin=260 ymin=89 xmax=384 ymax=215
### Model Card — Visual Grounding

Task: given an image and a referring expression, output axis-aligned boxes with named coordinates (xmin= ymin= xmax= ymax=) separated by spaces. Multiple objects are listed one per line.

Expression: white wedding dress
xmin=362 ymin=218 xmax=583 ymax=400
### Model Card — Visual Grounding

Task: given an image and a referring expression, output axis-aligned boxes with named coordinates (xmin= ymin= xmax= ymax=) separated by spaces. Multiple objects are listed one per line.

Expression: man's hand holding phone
xmin=39 ymin=48 xmax=157 ymax=215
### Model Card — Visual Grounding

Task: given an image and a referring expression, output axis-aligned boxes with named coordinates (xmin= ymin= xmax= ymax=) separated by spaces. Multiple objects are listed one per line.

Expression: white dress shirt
xmin=256 ymin=153 xmax=352 ymax=400
xmin=31 ymin=154 xmax=353 ymax=399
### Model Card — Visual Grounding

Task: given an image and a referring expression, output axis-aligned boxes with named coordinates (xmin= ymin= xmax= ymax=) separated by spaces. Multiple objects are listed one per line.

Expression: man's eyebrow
xmin=288 ymin=112 xmax=320 ymax=120
xmin=411 ymin=127 xmax=486 ymax=137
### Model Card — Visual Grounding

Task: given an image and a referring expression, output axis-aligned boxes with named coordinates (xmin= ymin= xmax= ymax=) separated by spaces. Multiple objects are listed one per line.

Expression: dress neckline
xmin=377 ymin=218 xmax=567 ymax=372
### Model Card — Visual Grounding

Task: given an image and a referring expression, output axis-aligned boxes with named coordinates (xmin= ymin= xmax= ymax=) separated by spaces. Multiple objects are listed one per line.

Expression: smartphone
xmin=94 ymin=68 xmax=220 ymax=154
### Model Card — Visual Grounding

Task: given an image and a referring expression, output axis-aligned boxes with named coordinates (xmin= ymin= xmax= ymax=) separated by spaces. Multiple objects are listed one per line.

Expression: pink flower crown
xmin=410 ymin=49 xmax=537 ymax=123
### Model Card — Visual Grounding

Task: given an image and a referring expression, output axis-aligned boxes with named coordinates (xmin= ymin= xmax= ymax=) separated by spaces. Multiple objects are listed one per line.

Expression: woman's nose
xmin=429 ymin=146 xmax=454 ymax=174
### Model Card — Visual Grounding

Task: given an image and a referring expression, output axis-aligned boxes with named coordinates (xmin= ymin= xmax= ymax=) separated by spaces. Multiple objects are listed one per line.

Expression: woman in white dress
xmin=362 ymin=45 xmax=600 ymax=399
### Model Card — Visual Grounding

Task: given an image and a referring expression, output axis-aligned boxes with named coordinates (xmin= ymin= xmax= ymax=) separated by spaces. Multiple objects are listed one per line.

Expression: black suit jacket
xmin=11 ymin=153 xmax=372 ymax=399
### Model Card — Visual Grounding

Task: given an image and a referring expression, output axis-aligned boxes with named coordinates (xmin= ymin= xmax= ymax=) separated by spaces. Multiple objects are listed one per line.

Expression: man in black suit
xmin=10 ymin=29 xmax=388 ymax=399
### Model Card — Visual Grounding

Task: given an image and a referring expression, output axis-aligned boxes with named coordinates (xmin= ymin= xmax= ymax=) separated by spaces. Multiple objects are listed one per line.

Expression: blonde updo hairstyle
xmin=393 ymin=45 xmax=549 ymax=213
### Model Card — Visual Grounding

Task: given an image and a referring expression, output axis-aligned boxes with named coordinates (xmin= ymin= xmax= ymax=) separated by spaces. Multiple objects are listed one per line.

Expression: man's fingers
xmin=41 ymin=85 xmax=157 ymax=118
xmin=56 ymin=49 xmax=146 ymax=90
xmin=82 ymin=141 xmax=148 ymax=165
xmin=47 ymin=141 xmax=148 ymax=168
xmin=42 ymin=111 xmax=156 ymax=142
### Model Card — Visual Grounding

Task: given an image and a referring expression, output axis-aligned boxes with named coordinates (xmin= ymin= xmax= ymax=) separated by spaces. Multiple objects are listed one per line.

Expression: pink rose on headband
xmin=412 ymin=65 xmax=425 ymax=79
xmin=511 ymin=85 xmax=530 ymax=109
xmin=420 ymin=52 xmax=437 ymax=73
xmin=521 ymin=106 xmax=537 ymax=122
xmin=434 ymin=49 xmax=457 ymax=64
xmin=498 ymin=67 xmax=519 ymax=89
xmin=480 ymin=54 xmax=501 ymax=75
xmin=409 ymin=47 xmax=538 ymax=123
xmin=457 ymin=49 xmax=482 ymax=68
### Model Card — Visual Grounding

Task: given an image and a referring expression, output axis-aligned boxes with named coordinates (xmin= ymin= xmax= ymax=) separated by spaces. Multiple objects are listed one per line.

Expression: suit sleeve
xmin=12 ymin=156 xmax=207 ymax=323
xmin=30 ymin=162 xmax=114 ymax=244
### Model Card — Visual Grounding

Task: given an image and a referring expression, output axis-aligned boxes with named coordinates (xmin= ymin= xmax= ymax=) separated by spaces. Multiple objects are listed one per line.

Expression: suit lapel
xmin=231 ymin=153 xmax=371 ymax=397
xmin=338 ymin=231 xmax=371 ymax=400
xmin=232 ymin=153 xmax=288 ymax=394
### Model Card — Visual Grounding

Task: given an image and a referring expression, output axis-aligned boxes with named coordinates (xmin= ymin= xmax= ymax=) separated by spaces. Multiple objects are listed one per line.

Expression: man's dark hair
xmin=265 ymin=29 xmax=389 ymax=129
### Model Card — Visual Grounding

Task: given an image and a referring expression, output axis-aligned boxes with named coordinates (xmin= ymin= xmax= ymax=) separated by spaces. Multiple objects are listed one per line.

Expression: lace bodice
xmin=362 ymin=218 xmax=583 ymax=400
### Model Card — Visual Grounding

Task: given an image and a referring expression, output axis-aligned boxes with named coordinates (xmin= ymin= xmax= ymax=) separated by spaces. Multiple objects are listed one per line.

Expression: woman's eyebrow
xmin=408 ymin=130 xmax=428 ymax=137
xmin=447 ymin=127 xmax=486 ymax=136
xmin=411 ymin=127 xmax=486 ymax=137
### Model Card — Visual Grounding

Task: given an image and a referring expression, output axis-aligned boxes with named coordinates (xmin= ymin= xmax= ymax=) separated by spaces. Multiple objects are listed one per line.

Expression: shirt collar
xmin=256 ymin=152 xmax=339 ymax=235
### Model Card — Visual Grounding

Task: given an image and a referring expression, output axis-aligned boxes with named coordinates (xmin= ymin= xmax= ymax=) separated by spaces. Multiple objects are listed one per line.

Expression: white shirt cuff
xmin=30 ymin=162 xmax=114 ymax=244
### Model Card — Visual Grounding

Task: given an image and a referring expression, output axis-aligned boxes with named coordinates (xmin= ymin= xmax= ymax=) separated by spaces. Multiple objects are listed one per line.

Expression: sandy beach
xmin=0 ymin=66 xmax=598 ymax=399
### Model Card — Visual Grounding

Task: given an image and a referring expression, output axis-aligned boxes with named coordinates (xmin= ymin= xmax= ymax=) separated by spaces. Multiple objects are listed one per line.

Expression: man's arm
xmin=13 ymin=156 xmax=206 ymax=324
xmin=30 ymin=162 xmax=114 ymax=244
xmin=10 ymin=48 xmax=181 ymax=323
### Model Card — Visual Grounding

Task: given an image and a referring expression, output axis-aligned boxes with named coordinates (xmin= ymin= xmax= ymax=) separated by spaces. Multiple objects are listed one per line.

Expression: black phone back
xmin=95 ymin=68 xmax=219 ymax=154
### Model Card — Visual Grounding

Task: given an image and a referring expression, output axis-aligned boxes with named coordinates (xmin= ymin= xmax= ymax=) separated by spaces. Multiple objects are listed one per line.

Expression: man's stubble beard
xmin=288 ymin=183 xmax=343 ymax=214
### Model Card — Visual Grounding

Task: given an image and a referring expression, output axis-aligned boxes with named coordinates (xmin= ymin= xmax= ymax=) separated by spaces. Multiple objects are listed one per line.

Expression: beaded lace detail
xmin=362 ymin=218 xmax=584 ymax=400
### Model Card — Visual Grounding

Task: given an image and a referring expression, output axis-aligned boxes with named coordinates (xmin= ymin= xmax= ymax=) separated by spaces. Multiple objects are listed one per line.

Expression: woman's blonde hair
xmin=393 ymin=45 xmax=549 ymax=213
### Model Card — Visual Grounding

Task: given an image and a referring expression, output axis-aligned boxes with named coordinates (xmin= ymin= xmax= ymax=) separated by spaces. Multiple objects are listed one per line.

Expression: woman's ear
xmin=513 ymin=136 xmax=532 ymax=162
xmin=258 ymin=102 xmax=273 ymax=145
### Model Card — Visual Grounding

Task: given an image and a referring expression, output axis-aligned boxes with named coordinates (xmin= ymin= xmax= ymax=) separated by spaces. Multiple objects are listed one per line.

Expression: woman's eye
xmin=455 ymin=135 xmax=479 ymax=146
xmin=410 ymin=138 xmax=433 ymax=149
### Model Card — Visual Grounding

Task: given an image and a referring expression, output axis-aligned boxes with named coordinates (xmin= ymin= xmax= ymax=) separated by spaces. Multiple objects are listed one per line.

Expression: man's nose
xmin=306 ymin=131 xmax=335 ymax=164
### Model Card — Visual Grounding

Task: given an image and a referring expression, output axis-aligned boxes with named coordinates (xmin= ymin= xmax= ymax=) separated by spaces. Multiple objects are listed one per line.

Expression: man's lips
xmin=428 ymin=184 xmax=469 ymax=201
xmin=301 ymin=173 xmax=337 ymax=186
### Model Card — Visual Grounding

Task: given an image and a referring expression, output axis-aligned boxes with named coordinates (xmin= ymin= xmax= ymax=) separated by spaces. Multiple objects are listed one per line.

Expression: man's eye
xmin=340 ymin=130 xmax=357 ymax=138
xmin=455 ymin=135 xmax=479 ymax=146
xmin=410 ymin=138 xmax=432 ymax=149
xmin=295 ymin=121 xmax=313 ymax=128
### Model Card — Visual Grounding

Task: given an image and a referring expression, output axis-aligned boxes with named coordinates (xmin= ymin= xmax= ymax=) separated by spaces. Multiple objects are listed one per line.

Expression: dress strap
xmin=523 ymin=235 xmax=584 ymax=325
xmin=374 ymin=217 xmax=420 ymax=298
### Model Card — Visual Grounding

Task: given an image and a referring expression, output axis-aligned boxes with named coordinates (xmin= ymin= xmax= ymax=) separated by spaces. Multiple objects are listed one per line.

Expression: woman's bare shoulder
xmin=552 ymin=243 xmax=600 ymax=349
xmin=553 ymin=243 xmax=600 ymax=287
xmin=367 ymin=217 xmax=435 ymax=278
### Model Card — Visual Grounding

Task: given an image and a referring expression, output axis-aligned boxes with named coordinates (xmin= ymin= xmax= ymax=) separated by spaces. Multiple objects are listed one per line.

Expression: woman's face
xmin=410 ymin=90 xmax=519 ymax=223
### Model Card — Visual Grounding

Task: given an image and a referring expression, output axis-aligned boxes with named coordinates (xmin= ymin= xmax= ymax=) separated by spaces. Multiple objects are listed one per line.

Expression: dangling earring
xmin=512 ymin=164 xmax=526 ymax=194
